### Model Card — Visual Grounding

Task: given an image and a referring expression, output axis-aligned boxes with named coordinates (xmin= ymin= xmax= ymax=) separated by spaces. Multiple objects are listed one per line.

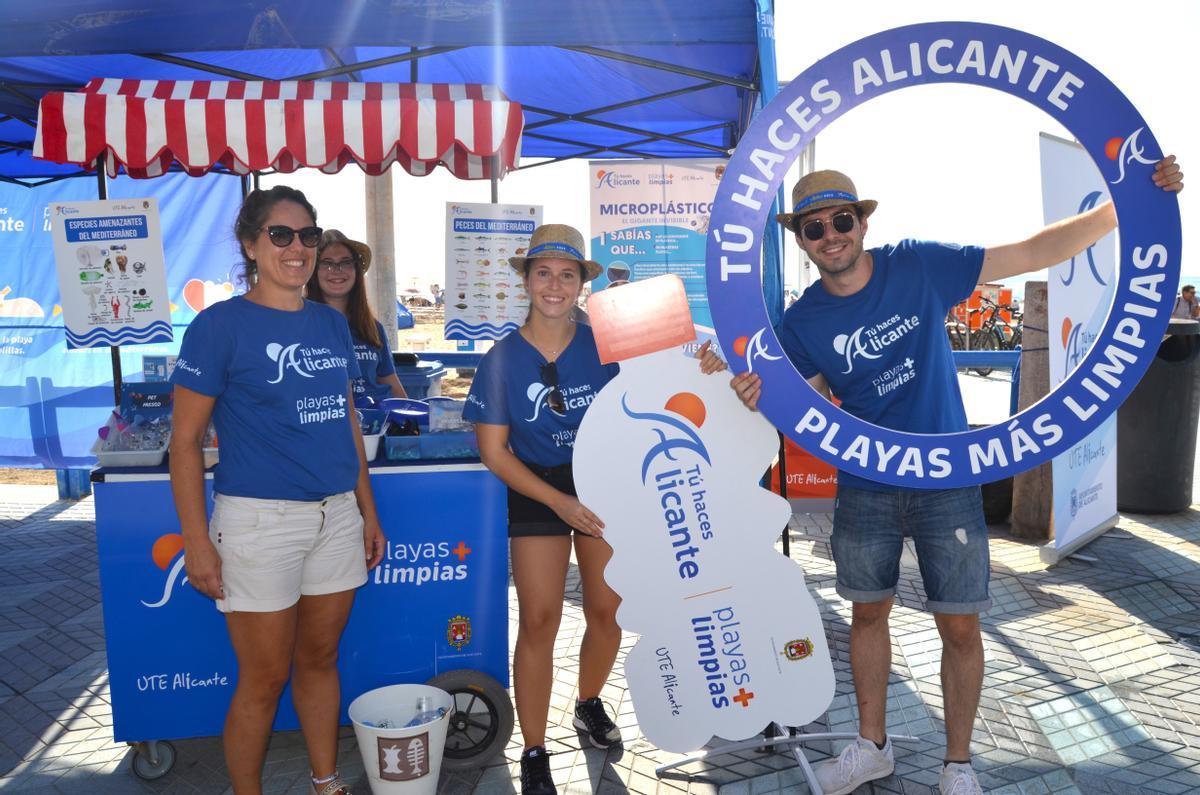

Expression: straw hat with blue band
xmin=509 ymin=223 xmax=603 ymax=282
xmin=775 ymin=170 xmax=878 ymax=231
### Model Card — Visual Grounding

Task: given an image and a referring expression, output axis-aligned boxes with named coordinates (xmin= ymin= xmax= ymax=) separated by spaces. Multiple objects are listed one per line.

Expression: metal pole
xmin=777 ymin=432 xmax=790 ymax=556
xmin=96 ymin=158 xmax=122 ymax=406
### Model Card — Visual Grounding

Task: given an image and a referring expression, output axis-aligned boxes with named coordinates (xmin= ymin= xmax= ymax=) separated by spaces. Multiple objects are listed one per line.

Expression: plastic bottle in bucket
xmin=348 ymin=684 xmax=454 ymax=795
xmin=404 ymin=696 xmax=446 ymax=728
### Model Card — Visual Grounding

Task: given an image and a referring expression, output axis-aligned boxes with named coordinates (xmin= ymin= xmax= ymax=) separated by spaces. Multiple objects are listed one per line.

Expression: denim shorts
xmin=831 ymin=485 xmax=991 ymax=614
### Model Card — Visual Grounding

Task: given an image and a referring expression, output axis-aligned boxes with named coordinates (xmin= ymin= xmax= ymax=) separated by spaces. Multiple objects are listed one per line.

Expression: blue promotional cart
xmin=92 ymin=460 xmax=513 ymax=779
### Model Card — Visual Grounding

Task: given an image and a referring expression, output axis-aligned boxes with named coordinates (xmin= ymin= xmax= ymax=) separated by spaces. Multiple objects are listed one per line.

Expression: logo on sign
xmin=732 ymin=329 xmax=782 ymax=374
xmin=1060 ymin=317 xmax=1098 ymax=380
xmin=594 ymin=169 xmax=640 ymax=188
xmin=1060 ymin=191 xmax=1109 ymax=287
xmin=782 ymin=638 xmax=814 ymax=661
xmin=693 ymin=606 xmax=755 ymax=709
xmin=141 ymin=533 xmax=188 ymax=608
xmin=373 ymin=539 xmax=471 ymax=587
xmin=622 ymin=393 xmax=711 ymax=484
xmin=447 ymin=615 xmax=472 ymax=649
xmin=623 ymin=392 xmax=716 ymax=581
xmin=1106 ymin=128 xmax=1157 ymax=185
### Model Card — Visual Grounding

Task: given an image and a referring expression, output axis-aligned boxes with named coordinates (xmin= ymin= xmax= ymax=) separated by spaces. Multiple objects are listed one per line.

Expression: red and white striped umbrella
xmin=34 ymin=79 xmax=524 ymax=180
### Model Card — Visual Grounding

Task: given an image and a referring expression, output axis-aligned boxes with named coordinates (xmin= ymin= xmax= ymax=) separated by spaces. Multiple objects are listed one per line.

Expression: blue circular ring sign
xmin=706 ymin=22 xmax=1182 ymax=488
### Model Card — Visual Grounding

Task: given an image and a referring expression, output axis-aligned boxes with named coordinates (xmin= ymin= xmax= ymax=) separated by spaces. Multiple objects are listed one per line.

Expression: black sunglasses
xmin=800 ymin=210 xmax=856 ymax=242
xmin=539 ymin=361 xmax=567 ymax=414
xmin=261 ymin=225 xmax=323 ymax=248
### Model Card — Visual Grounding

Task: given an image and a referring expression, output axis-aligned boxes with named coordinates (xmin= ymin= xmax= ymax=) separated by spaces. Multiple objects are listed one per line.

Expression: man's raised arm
xmin=979 ymin=155 xmax=1182 ymax=283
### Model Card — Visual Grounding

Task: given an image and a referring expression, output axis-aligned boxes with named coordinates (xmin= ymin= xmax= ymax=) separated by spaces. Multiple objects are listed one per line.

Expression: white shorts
xmin=209 ymin=491 xmax=368 ymax=613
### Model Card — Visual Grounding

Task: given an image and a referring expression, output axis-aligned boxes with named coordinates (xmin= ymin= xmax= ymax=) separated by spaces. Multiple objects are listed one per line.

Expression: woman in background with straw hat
xmin=307 ymin=230 xmax=408 ymax=405
xmin=464 ymin=223 xmax=622 ymax=795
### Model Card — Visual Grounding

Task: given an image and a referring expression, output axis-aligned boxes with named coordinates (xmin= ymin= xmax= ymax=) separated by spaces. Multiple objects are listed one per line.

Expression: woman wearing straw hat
xmin=307 ymin=230 xmax=408 ymax=405
xmin=170 ymin=186 xmax=385 ymax=795
xmin=464 ymin=223 xmax=622 ymax=795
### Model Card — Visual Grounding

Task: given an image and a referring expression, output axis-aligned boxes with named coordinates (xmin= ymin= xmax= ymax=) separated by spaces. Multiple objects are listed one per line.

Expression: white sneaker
xmin=815 ymin=735 xmax=894 ymax=795
xmin=939 ymin=762 xmax=982 ymax=795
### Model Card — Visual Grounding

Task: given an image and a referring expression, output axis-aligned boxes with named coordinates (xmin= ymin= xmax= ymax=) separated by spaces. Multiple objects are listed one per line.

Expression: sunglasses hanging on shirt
xmin=539 ymin=361 xmax=568 ymax=414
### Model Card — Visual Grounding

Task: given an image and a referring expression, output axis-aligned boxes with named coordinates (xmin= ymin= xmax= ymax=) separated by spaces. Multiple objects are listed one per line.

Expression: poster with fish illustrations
xmin=444 ymin=201 xmax=542 ymax=340
xmin=50 ymin=198 xmax=171 ymax=349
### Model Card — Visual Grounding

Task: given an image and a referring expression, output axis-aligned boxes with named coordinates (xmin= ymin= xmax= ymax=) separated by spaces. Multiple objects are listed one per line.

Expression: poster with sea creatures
xmin=50 ymin=198 xmax=171 ymax=349
xmin=444 ymin=201 xmax=542 ymax=340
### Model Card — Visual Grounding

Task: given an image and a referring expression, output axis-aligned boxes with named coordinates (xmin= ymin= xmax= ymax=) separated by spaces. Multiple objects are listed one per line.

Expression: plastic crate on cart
xmin=427 ymin=397 xmax=471 ymax=432
xmin=384 ymin=436 xmax=422 ymax=461
xmin=420 ymin=430 xmax=479 ymax=459
xmin=91 ymin=413 xmax=172 ymax=467
xmin=93 ymin=434 xmax=171 ymax=468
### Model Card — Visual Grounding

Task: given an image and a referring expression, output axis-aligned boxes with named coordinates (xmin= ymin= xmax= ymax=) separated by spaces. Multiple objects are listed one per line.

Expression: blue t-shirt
xmin=777 ymin=239 xmax=984 ymax=491
xmin=464 ymin=324 xmax=619 ymax=467
xmin=352 ymin=320 xmax=398 ymax=404
xmin=171 ymin=295 xmax=362 ymax=501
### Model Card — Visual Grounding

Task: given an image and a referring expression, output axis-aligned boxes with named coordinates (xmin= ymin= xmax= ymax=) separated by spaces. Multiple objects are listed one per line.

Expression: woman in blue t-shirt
xmin=169 ymin=186 xmax=384 ymax=795
xmin=464 ymin=224 xmax=620 ymax=795
xmin=306 ymin=230 xmax=407 ymax=406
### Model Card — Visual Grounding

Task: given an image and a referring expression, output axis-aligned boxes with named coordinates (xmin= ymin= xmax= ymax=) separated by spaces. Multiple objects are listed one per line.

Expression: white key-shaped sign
xmin=574 ymin=348 xmax=835 ymax=753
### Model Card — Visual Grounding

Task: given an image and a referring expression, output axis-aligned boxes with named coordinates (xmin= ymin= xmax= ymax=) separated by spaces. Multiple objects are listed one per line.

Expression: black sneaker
xmin=519 ymin=745 xmax=556 ymax=795
xmin=572 ymin=697 xmax=622 ymax=749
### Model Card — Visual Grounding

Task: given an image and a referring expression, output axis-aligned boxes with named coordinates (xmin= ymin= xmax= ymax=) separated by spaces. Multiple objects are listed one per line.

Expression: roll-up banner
xmin=1039 ymin=132 xmax=1120 ymax=563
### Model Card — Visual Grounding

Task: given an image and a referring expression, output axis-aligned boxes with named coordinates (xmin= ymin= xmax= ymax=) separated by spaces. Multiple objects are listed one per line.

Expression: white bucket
xmin=348 ymin=684 xmax=453 ymax=795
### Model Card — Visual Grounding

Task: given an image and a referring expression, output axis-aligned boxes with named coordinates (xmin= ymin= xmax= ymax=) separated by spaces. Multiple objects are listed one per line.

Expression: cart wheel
xmin=130 ymin=740 xmax=176 ymax=781
xmin=427 ymin=670 xmax=514 ymax=771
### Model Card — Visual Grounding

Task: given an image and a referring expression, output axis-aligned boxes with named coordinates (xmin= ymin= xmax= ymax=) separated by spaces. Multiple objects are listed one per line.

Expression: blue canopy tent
xmin=1 ymin=0 xmax=783 ymax=309
xmin=0 ymin=0 xmax=783 ymax=469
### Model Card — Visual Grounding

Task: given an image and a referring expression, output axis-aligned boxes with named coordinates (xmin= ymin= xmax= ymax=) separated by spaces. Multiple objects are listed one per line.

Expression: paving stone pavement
xmin=0 ymin=483 xmax=1198 ymax=794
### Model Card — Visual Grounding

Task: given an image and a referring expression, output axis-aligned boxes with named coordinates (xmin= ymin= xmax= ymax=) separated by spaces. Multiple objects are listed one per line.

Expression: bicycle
xmin=968 ymin=296 xmax=1022 ymax=376
xmin=945 ymin=309 xmax=969 ymax=351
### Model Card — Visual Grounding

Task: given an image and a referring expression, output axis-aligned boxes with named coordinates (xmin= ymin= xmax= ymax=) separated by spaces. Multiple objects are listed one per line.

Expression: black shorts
xmin=508 ymin=461 xmax=576 ymax=538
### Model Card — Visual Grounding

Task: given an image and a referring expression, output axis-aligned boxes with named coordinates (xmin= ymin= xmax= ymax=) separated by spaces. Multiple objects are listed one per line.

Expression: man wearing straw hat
xmin=724 ymin=160 xmax=1182 ymax=794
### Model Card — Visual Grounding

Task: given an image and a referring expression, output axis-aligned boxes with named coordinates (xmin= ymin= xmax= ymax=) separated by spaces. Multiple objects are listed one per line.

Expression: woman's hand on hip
xmin=363 ymin=516 xmax=386 ymax=569
xmin=184 ymin=536 xmax=224 ymax=600
xmin=552 ymin=494 xmax=606 ymax=538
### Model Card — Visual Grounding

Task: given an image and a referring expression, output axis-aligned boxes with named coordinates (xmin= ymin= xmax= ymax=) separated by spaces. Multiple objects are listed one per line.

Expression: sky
xmin=269 ymin=0 xmax=1196 ymax=300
